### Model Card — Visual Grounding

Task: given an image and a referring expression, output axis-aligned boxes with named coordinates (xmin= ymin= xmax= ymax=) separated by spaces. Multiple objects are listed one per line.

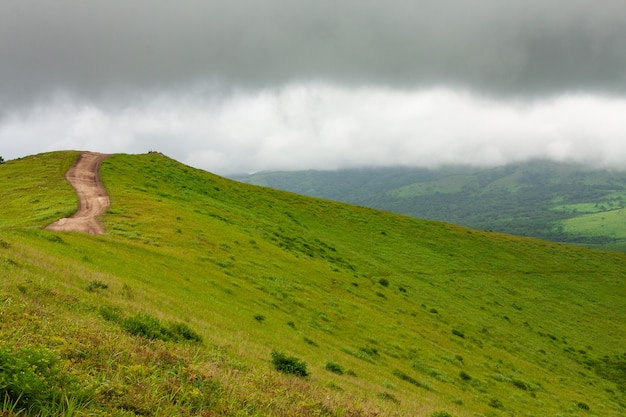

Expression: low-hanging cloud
xmin=1 ymin=0 xmax=626 ymax=109
xmin=3 ymin=85 xmax=626 ymax=174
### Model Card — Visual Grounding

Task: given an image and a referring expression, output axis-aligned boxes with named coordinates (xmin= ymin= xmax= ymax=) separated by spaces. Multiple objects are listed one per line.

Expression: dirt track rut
xmin=46 ymin=152 xmax=111 ymax=235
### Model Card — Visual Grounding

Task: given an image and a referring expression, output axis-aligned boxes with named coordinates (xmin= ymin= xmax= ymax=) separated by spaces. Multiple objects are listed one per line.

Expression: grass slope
xmin=1 ymin=152 xmax=626 ymax=416
xmin=232 ymin=162 xmax=626 ymax=251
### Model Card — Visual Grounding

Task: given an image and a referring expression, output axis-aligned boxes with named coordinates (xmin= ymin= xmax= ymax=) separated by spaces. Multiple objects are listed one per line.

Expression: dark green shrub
xmin=577 ymin=402 xmax=590 ymax=410
xmin=99 ymin=304 xmax=122 ymax=322
xmin=377 ymin=392 xmax=399 ymax=403
xmin=488 ymin=398 xmax=504 ymax=409
xmin=168 ymin=322 xmax=203 ymax=343
xmin=122 ymin=313 xmax=172 ymax=340
xmin=393 ymin=369 xmax=431 ymax=390
xmin=120 ymin=313 xmax=202 ymax=343
xmin=254 ymin=314 xmax=266 ymax=322
xmin=0 ymin=346 xmax=90 ymax=413
xmin=270 ymin=351 xmax=309 ymax=377
xmin=325 ymin=361 xmax=344 ymax=375
xmin=512 ymin=379 xmax=528 ymax=390
xmin=378 ymin=278 xmax=389 ymax=287
xmin=451 ymin=329 xmax=465 ymax=338
xmin=86 ymin=280 xmax=108 ymax=292
xmin=459 ymin=371 xmax=472 ymax=381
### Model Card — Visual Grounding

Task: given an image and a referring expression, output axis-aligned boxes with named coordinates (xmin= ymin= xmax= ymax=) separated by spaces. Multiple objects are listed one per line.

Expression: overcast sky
xmin=2 ymin=0 xmax=626 ymax=174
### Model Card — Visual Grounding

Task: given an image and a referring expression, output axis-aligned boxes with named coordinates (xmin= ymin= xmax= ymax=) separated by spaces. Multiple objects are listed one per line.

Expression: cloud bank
xmin=1 ymin=0 xmax=625 ymax=172
xmin=3 ymin=85 xmax=625 ymax=174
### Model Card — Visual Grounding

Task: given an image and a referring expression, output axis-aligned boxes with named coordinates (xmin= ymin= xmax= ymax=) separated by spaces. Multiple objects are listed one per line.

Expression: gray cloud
xmin=3 ymin=86 xmax=626 ymax=174
xmin=2 ymin=0 xmax=626 ymax=109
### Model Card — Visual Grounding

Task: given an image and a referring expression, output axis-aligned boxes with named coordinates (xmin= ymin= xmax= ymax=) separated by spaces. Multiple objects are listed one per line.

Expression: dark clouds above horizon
xmin=2 ymin=0 xmax=626 ymax=173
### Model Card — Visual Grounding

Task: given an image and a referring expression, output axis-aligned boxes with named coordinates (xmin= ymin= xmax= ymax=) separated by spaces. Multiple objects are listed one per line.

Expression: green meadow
xmin=1 ymin=151 xmax=626 ymax=416
xmin=233 ymin=162 xmax=626 ymax=250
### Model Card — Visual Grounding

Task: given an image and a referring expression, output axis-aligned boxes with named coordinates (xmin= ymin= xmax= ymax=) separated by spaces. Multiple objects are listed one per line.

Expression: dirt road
xmin=46 ymin=152 xmax=111 ymax=235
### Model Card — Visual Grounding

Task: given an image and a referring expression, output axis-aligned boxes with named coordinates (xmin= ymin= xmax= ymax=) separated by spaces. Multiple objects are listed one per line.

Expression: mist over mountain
xmin=233 ymin=159 xmax=626 ymax=250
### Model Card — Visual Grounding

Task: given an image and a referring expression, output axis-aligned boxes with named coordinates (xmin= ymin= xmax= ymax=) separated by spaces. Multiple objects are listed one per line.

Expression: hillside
xmin=1 ymin=151 xmax=626 ymax=416
xmin=232 ymin=162 xmax=626 ymax=251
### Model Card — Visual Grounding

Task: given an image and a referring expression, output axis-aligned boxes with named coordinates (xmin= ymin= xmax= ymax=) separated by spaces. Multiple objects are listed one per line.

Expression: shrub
xmin=0 ymin=346 xmax=90 ymax=413
xmin=325 ymin=361 xmax=344 ymax=375
xmin=378 ymin=278 xmax=389 ymax=287
xmin=451 ymin=329 xmax=465 ymax=338
xmin=107 ymin=311 xmax=203 ymax=343
xmin=99 ymin=304 xmax=122 ymax=322
xmin=577 ymin=402 xmax=590 ymax=410
xmin=168 ymin=321 xmax=203 ymax=343
xmin=254 ymin=314 xmax=266 ymax=322
xmin=488 ymin=398 xmax=504 ymax=409
xmin=303 ymin=337 xmax=318 ymax=347
xmin=122 ymin=313 xmax=172 ymax=340
xmin=393 ymin=369 xmax=431 ymax=390
xmin=270 ymin=351 xmax=309 ymax=377
xmin=121 ymin=313 xmax=202 ymax=342
xmin=459 ymin=371 xmax=472 ymax=381
xmin=86 ymin=280 xmax=108 ymax=291
xmin=377 ymin=392 xmax=399 ymax=403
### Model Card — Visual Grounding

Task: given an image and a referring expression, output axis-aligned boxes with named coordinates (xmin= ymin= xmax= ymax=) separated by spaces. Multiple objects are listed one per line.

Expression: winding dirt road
xmin=46 ymin=152 xmax=111 ymax=235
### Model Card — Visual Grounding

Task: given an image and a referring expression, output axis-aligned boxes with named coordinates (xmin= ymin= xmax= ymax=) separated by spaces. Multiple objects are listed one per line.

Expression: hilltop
xmin=232 ymin=162 xmax=626 ymax=251
xmin=1 ymin=151 xmax=625 ymax=416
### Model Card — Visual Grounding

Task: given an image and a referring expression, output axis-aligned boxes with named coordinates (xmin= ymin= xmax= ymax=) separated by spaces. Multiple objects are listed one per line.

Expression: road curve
xmin=46 ymin=152 xmax=111 ymax=235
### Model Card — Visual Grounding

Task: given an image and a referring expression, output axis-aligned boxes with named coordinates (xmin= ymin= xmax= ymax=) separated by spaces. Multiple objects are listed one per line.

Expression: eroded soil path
xmin=46 ymin=152 xmax=111 ymax=235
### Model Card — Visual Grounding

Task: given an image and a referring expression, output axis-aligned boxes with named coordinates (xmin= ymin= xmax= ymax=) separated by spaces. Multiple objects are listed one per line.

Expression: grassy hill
xmin=232 ymin=162 xmax=626 ymax=251
xmin=1 ymin=151 xmax=626 ymax=416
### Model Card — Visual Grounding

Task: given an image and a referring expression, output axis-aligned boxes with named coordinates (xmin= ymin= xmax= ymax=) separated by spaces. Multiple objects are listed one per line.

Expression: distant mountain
xmin=232 ymin=160 xmax=626 ymax=251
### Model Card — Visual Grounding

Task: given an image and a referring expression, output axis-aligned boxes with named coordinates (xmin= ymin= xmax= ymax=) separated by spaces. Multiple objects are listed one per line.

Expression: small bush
xmin=577 ymin=402 xmax=590 ymax=410
xmin=101 ymin=309 xmax=202 ymax=343
xmin=168 ymin=321 xmax=203 ymax=343
xmin=512 ymin=379 xmax=528 ymax=390
xmin=122 ymin=313 xmax=202 ymax=343
xmin=378 ymin=278 xmax=389 ymax=287
xmin=0 ymin=346 xmax=90 ymax=413
xmin=377 ymin=392 xmax=399 ymax=403
xmin=393 ymin=369 xmax=431 ymax=390
xmin=325 ymin=361 xmax=344 ymax=375
xmin=451 ymin=329 xmax=465 ymax=338
xmin=99 ymin=304 xmax=122 ymax=322
xmin=459 ymin=371 xmax=472 ymax=381
xmin=488 ymin=398 xmax=504 ymax=409
xmin=254 ymin=314 xmax=266 ymax=322
xmin=86 ymin=280 xmax=108 ymax=292
xmin=270 ymin=351 xmax=309 ymax=377
xmin=122 ymin=313 xmax=172 ymax=340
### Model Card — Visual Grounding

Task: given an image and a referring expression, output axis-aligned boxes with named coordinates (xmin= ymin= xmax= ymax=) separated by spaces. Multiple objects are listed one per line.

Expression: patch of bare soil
xmin=46 ymin=152 xmax=111 ymax=235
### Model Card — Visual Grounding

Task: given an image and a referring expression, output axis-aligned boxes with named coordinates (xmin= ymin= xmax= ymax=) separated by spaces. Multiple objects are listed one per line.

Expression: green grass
xmin=234 ymin=161 xmax=626 ymax=250
xmin=1 ymin=151 xmax=626 ymax=416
